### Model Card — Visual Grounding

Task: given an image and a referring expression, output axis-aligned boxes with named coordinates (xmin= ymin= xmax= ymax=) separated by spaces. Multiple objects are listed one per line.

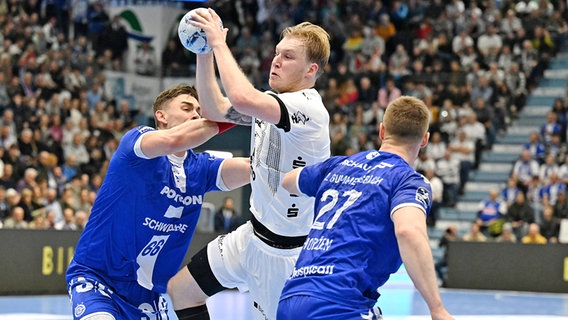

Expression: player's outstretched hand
xmin=189 ymin=8 xmax=227 ymax=51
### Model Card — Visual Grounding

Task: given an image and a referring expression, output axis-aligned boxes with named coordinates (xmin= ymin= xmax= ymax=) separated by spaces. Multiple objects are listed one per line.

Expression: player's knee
xmin=78 ymin=312 xmax=116 ymax=320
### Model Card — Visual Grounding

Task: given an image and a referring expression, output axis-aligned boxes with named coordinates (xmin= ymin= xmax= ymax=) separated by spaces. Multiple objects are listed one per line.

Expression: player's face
xmin=269 ymin=36 xmax=314 ymax=93
xmin=163 ymin=94 xmax=201 ymax=129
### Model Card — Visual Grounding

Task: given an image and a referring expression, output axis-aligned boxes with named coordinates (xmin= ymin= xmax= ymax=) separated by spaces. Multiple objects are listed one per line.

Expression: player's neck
xmin=379 ymin=143 xmax=420 ymax=166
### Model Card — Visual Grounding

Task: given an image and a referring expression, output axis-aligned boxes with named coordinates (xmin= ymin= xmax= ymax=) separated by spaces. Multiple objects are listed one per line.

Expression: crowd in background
xmin=0 ymin=0 xmax=567 ymax=245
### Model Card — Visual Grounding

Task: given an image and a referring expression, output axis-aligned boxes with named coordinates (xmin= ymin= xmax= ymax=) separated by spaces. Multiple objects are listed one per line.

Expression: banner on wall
xmin=109 ymin=6 xmax=188 ymax=73
xmin=104 ymin=71 xmax=196 ymax=120
xmin=105 ymin=70 xmax=162 ymax=119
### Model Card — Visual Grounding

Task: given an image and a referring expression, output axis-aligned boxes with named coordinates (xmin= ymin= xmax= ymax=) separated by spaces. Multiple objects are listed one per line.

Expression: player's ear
xmin=155 ymin=109 xmax=166 ymax=128
xmin=420 ymin=132 xmax=430 ymax=148
xmin=307 ymin=62 xmax=318 ymax=77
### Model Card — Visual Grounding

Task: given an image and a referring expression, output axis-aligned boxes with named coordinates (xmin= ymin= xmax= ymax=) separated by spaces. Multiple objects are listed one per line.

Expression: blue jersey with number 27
xmin=280 ymin=150 xmax=432 ymax=310
xmin=66 ymin=126 xmax=225 ymax=296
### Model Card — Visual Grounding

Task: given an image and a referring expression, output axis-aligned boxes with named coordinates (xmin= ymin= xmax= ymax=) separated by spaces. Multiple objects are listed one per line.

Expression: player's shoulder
xmin=122 ymin=125 xmax=154 ymax=140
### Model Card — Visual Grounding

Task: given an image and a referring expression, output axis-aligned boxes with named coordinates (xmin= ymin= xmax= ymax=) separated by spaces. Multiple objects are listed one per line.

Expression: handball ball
xmin=178 ymin=8 xmax=221 ymax=54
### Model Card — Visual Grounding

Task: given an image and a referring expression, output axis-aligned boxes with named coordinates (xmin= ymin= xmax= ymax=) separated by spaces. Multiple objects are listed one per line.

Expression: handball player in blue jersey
xmin=65 ymin=85 xmax=250 ymax=319
xmin=278 ymin=96 xmax=455 ymax=320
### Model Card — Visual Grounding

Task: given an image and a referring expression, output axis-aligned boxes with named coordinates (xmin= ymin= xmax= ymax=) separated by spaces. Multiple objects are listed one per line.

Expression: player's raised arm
xmin=139 ymin=85 xmax=235 ymax=159
xmin=140 ymin=119 xmax=220 ymax=159
xmin=190 ymin=8 xmax=283 ymax=124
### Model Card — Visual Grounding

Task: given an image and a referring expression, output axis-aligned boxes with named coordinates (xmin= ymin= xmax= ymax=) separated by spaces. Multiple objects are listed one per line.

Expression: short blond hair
xmin=383 ymin=96 xmax=430 ymax=144
xmin=281 ymin=22 xmax=330 ymax=77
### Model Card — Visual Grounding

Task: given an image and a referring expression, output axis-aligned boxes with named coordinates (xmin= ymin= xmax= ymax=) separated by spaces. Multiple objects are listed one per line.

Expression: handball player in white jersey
xmin=167 ymin=9 xmax=331 ymax=320
xmin=277 ymin=96 xmax=455 ymax=320
xmin=65 ymin=85 xmax=250 ymax=319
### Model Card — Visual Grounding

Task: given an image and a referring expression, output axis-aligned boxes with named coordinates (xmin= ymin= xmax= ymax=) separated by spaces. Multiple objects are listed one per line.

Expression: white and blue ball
xmin=178 ymin=8 xmax=220 ymax=54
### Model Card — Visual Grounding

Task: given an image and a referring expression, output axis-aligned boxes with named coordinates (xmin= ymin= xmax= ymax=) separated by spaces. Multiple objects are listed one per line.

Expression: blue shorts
xmin=67 ymin=276 xmax=170 ymax=319
xmin=277 ymin=295 xmax=382 ymax=320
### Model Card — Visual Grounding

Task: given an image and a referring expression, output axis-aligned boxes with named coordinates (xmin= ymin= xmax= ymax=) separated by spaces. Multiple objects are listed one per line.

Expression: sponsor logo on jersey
xmin=74 ymin=303 xmax=86 ymax=318
xmin=160 ymin=186 xmax=202 ymax=206
xmin=291 ymin=111 xmax=309 ymax=124
xmin=415 ymin=187 xmax=430 ymax=207
xmin=366 ymin=151 xmax=380 ymax=160
xmin=142 ymin=218 xmax=189 ymax=233
xmin=137 ymin=126 xmax=154 ymax=134
xmin=290 ymin=264 xmax=335 ymax=278
xmin=340 ymin=159 xmax=394 ymax=171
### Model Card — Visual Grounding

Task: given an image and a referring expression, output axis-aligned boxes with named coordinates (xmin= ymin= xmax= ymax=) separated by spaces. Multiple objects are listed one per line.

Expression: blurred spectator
xmin=162 ymin=39 xmax=191 ymax=77
xmin=448 ymin=130 xmax=475 ymax=195
xmin=523 ymin=131 xmax=546 ymax=164
xmin=436 ymin=149 xmax=460 ymax=207
xmin=214 ymin=197 xmax=240 ymax=233
xmin=87 ymin=1 xmax=110 ymax=56
xmin=75 ymin=209 xmax=89 ymax=231
xmin=72 ymin=0 xmax=90 ymax=39
xmin=100 ymin=15 xmax=128 ymax=68
xmin=554 ymin=190 xmax=568 ymax=219
xmin=539 ymin=153 xmax=560 ymax=185
xmin=388 ymin=44 xmax=410 ymax=83
xmin=16 ymin=167 xmax=38 ymax=193
xmin=477 ymin=23 xmax=502 ymax=64
xmin=424 ymin=168 xmax=443 ymax=227
xmin=540 ymin=205 xmax=560 ymax=243
xmin=3 ymin=206 xmax=28 ymax=229
xmin=435 ymin=224 xmax=459 ymax=286
xmin=377 ymin=77 xmax=401 ymax=110
xmin=17 ymin=187 xmax=41 ymax=222
xmin=64 ymin=132 xmax=89 ymax=165
xmin=0 ymin=163 xmax=17 ymax=190
xmin=504 ymin=62 xmax=527 ymax=115
xmin=476 ymin=188 xmax=507 ymax=238
xmin=61 ymin=154 xmax=80 ymax=181
xmin=541 ymin=111 xmax=561 ymax=145
xmin=495 ymin=223 xmax=517 ymax=243
xmin=521 ymin=223 xmax=548 ymax=244
xmin=0 ymin=186 xmax=9 ymax=221
xmin=75 ymin=188 xmax=92 ymax=214
xmin=512 ymin=149 xmax=540 ymax=193
xmin=501 ymin=9 xmax=523 ymax=42
xmin=29 ymin=211 xmax=48 ymax=229
xmin=51 ymin=166 xmax=68 ymax=195
xmin=355 ymin=76 xmax=377 ymax=110
xmin=540 ymin=172 xmax=566 ymax=207
xmin=134 ymin=41 xmax=157 ymax=76
xmin=501 ymin=177 xmax=520 ymax=209
xmin=505 ymin=192 xmax=535 ymax=240
xmin=43 ymin=187 xmax=63 ymax=225
xmin=461 ymin=112 xmax=487 ymax=169
xmin=55 ymin=207 xmax=77 ymax=230
xmin=546 ymin=133 xmax=567 ymax=165
xmin=414 ymin=149 xmax=436 ymax=173
xmin=375 ymin=13 xmax=396 ymax=50
xmin=463 ymin=222 xmax=488 ymax=242
xmin=452 ymin=29 xmax=474 ymax=57
xmin=425 ymin=131 xmax=446 ymax=162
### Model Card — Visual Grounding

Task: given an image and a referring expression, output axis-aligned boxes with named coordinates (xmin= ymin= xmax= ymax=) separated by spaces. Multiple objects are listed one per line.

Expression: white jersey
xmin=250 ymin=88 xmax=330 ymax=237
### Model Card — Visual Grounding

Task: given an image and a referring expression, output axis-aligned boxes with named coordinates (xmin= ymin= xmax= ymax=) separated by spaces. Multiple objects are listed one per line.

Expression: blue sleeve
xmin=391 ymin=172 xmax=432 ymax=216
xmin=298 ymin=156 xmax=347 ymax=197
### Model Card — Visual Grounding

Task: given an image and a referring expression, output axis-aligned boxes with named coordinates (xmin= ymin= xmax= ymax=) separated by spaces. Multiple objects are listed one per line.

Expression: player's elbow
xmin=395 ymin=223 xmax=424 ymax=241
xmin=228 ymin=93 xmax=250 ymax=110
